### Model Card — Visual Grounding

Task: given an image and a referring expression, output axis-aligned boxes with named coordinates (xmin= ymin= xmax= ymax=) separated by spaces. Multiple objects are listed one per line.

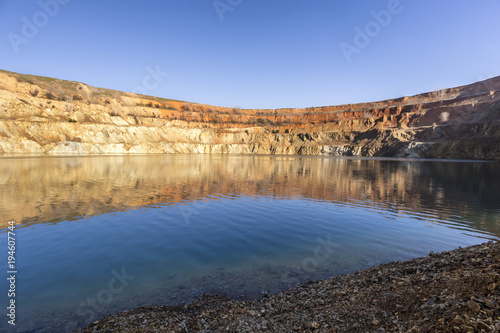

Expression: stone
xmin=485 ymin=301 xmax=495 ymax=309
xmin=477 ymin=321 xmax=491 ymax=331
xmin=467 ymin=301 xmax=481 ymax=312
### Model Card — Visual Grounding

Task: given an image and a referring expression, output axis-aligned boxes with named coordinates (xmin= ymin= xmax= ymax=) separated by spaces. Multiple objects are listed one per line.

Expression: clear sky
xmin=1 ymin=0 xmax=499 ymax=109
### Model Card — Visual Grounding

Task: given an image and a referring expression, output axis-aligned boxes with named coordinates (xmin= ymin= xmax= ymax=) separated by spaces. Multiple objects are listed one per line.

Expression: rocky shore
xmin=78 ymin=241 xmax=500 ymax=332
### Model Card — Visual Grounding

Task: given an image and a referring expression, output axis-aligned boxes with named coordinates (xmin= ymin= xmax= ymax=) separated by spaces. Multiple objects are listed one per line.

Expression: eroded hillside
xmin=0 ymin=69 xmax=499 ymax=159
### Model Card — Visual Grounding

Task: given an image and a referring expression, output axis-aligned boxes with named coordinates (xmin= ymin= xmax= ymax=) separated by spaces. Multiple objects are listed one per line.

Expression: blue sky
xmin=1 ymin=0 xmax=499 ymax=109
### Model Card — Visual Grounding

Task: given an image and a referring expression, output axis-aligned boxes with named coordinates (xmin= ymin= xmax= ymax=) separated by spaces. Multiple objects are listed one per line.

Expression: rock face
xmin=1 ymin=69 xmax=499 ymax=159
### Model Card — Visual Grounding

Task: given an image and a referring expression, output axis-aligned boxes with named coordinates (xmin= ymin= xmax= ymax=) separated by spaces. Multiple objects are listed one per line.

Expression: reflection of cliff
xmin=1 ymin=155 xmax=499 ymax=236
xmin=1 ymin=69 xmax=500 ymax=159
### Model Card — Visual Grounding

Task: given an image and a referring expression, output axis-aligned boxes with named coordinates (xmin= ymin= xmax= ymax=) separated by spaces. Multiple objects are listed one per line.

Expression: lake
xmin=1 ymin=155 xmax=499 ymax=332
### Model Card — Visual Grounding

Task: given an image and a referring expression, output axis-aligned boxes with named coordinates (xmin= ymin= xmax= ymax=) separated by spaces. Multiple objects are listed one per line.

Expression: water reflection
xmin=1 ymin=155 xmax=499 ymax=235
xmin=1 ymin=155 xmax=499 ymax=332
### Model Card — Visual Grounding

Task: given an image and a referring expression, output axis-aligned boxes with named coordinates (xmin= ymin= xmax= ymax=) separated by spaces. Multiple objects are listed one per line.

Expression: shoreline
xmin=78 ymin=241 xmax=500 ymax=332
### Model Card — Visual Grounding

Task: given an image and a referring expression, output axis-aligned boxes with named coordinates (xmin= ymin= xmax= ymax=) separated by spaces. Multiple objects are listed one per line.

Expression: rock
xmin=477 ymin=321 xmax=491 ymax=331
xmin=372 ymin=319 xmax=380 ymax=325
xmin=311 ymin=321 xmax=320 ymax=329
xmin=467 ymin=301 xmax=481 ymax=312
xmin=485 ymin=301 xmax=495 ymax=309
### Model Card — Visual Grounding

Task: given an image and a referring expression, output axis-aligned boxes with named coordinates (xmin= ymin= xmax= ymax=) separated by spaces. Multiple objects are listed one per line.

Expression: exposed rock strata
xmin=1 ymin=69 xmax=499 ymax=159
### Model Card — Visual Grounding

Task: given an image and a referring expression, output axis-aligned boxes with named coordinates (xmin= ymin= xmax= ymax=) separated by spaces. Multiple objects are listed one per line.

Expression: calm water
xmin=0 ymin=155 xmax=499 ymax=332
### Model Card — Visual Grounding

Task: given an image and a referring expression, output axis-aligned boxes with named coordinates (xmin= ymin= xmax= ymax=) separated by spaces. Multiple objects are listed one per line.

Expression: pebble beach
xmin=78 ymin=241 xmax=500 ymax=332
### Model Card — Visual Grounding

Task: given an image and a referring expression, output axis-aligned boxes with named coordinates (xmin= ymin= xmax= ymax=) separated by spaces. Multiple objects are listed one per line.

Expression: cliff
xmin=1 ymin=69 xmax=499 ymax=159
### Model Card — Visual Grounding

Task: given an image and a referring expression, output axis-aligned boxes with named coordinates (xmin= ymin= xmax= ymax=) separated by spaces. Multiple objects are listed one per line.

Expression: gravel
xmin=78 ymin=241 xmax=500 ymax=332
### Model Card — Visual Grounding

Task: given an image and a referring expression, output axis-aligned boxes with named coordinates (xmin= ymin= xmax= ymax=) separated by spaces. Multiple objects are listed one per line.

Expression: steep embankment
xmin=0 ymin=69 xmax=499 ymax=159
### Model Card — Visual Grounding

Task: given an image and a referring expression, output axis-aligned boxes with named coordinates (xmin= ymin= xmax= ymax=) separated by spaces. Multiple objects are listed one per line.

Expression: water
xmin=0 ymin=154 xmax=499 ymax=332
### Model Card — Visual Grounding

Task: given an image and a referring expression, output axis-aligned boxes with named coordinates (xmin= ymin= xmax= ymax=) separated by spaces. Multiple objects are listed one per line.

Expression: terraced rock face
xmin=1 ymin=69 xmax=499 ymax=159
